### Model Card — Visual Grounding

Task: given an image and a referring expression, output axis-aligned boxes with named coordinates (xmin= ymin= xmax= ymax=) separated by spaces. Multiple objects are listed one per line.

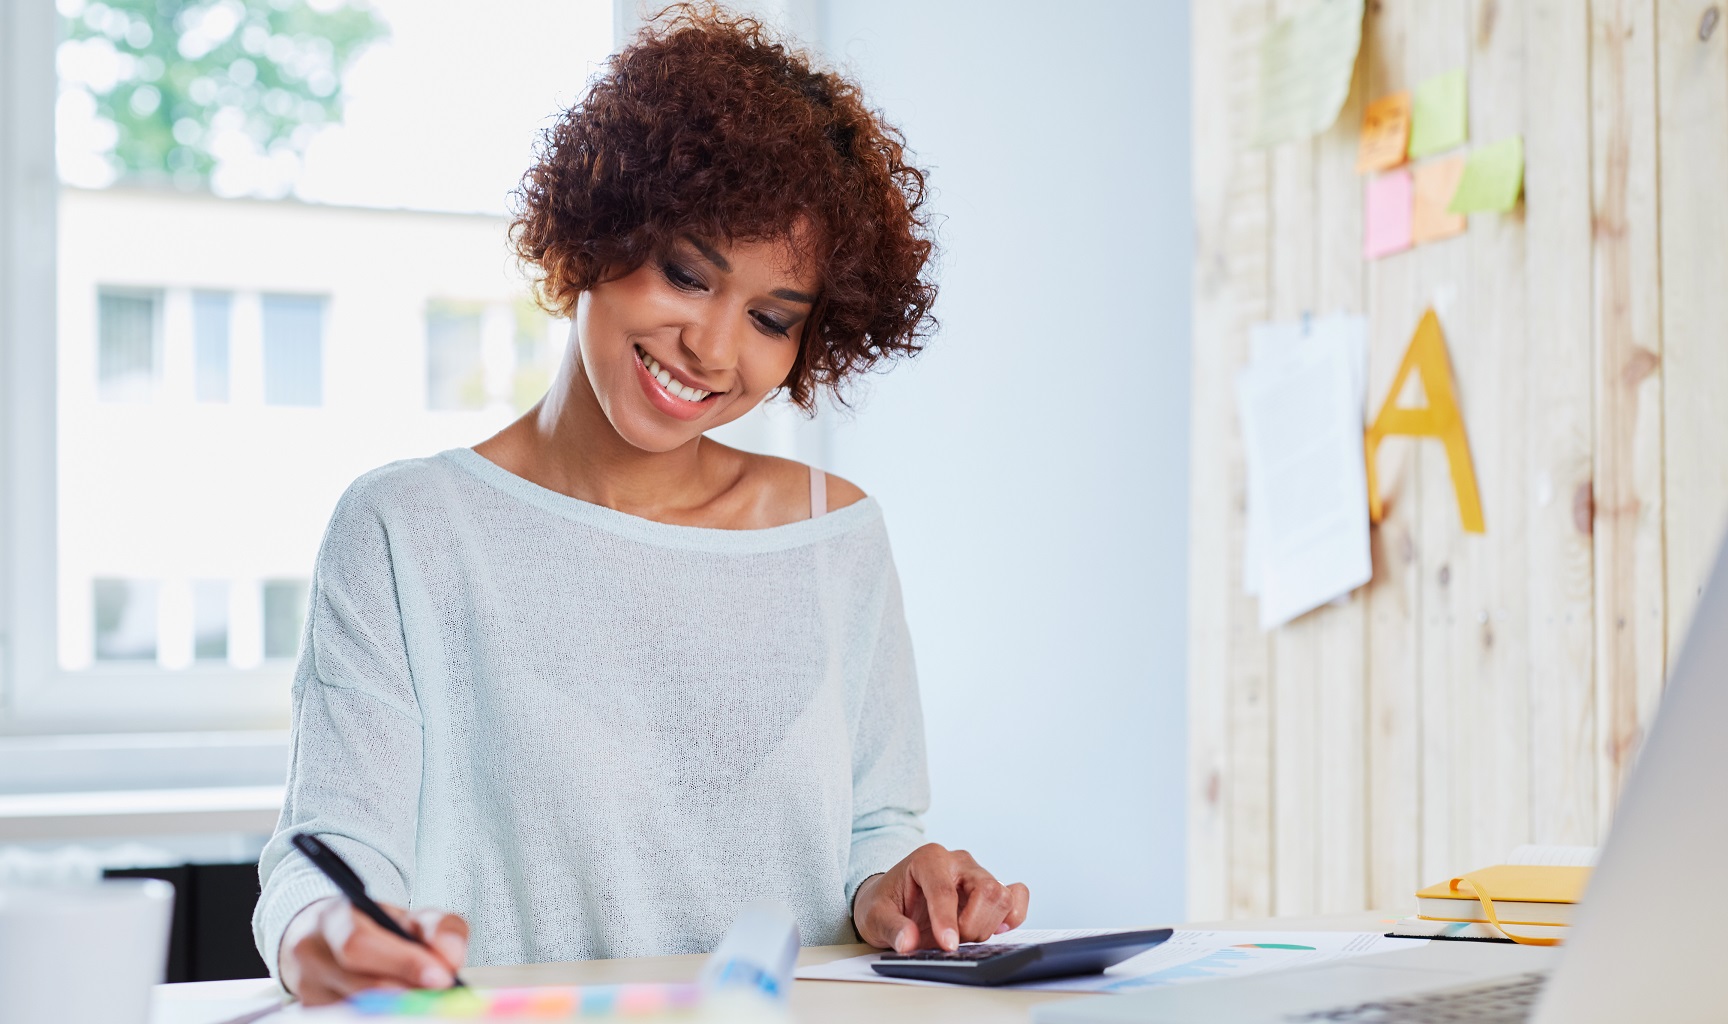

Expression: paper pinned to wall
xmin=1243 ymin=315 xmax=1368 ymax=597
xmin=1356 ymin=91 xmax=1412 ymax=173
xmin=1412 ymin=155 xmax=1467 ymax=243
xmin=1364 ymin=169 xmax=1414 ymax=260
xmin=1408 ymin=68 xmax=1468 ymax=158
xmin=1252 ymin=0 xmax=1367 ymax=148
xmin=1448 ymin=135 xmax=1525 ymax=213
xmin=1239 ymin=315 xmax=1372 ymax=629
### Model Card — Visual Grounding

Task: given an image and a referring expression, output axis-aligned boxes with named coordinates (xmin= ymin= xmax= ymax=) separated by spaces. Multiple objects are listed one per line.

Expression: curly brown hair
xmin=509 ymin=4 xmax=938 ymax=410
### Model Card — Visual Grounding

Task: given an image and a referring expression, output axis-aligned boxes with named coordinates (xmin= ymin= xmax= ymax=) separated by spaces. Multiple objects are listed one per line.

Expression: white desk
xmin=151 ymin=913 xmax=1398 ymax=1024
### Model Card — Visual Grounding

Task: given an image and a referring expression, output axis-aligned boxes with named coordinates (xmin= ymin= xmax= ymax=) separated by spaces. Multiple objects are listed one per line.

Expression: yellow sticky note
xmin=1447 ymin=136 xmax=1525 ymax=214
xmin=1366 ymin=309 xmax=1484 ymax=533
xmin=1253 ymin=0 xmax=1367 ymax=147
xmin=1408 ymin=68 xmax=1467 ymax=158
xmin=1357 ymin=91 xmax=1411 ymax=173
xmin=1412 ymin=155 xmax=1467 ymax=243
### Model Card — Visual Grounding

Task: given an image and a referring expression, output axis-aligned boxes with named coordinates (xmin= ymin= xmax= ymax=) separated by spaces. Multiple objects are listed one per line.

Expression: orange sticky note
xmin=1357 ymin=91 xmax=1411 ymax=173
xmin=1412 ymin=155 xmax=1467 ymax=244
xmin=1365 ymin=309 xmax=1484 ymax=533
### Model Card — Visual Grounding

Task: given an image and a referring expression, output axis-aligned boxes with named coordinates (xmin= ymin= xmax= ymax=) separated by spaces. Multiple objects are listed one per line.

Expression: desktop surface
xmin=468 ymin=943 xmax=1088 ymax=1024
xmin=151 ymin=914 xmax=1397 ymax=1024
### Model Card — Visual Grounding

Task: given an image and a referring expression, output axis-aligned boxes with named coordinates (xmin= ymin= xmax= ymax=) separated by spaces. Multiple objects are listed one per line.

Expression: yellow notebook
xmin=1416 ymin=865 xmax=1590 ymax=944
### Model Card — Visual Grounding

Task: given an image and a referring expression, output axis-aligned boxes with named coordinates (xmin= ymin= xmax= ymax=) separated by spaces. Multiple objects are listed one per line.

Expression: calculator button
xmin=879 ymin=944 xmax=1027 ymax=962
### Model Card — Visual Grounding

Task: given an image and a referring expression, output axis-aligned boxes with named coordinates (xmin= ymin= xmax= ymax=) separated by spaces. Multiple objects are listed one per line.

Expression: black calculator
xmin=870 ymin=928 xmax=1173 ymax=987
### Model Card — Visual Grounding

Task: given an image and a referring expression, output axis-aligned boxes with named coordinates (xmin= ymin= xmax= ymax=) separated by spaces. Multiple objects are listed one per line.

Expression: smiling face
xmin=572 ymin=230 xmax=822 ymax=453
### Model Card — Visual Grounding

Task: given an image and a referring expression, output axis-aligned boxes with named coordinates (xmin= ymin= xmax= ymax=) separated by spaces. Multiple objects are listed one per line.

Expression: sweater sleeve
xmin=252 ymin=482 xmax=426 ymax=979
xmin=845 ymin=554 xmax=931 ymax=910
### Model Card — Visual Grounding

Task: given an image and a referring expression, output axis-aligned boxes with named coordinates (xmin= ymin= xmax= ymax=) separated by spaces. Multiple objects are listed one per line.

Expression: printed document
xmin=795 ymin=928 xmax=1424 ymax=994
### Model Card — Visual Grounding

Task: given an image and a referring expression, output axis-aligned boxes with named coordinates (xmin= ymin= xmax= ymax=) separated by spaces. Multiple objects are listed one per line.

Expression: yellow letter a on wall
xmin=1365 ymin=308 xmax=1485 ymax=533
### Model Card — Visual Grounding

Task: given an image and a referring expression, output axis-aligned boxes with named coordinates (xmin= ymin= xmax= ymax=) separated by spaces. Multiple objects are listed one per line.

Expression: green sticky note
xmin=1408 ymin=68 xmax=1467 ymax=158
xmin=1447 ymin=136 xmax=1525 ymax=213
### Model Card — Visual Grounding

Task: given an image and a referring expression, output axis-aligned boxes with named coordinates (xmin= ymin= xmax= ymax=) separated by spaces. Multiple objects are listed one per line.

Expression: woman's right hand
xmin=279 ymin=896 xmax=469 ymax=1005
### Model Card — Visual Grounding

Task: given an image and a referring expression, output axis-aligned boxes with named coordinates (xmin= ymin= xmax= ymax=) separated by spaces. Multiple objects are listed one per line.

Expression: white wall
xmin=814 ymin=1 xmax=1192 ymax=927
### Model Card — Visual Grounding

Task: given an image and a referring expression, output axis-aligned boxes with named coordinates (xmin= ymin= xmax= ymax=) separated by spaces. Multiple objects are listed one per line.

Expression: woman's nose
xmin=679 ymin=313 xmax=746 ymax=373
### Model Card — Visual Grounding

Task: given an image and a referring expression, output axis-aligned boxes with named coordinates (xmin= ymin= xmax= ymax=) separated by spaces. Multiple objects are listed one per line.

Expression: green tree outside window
xmin=60 ymin=0 xmax=386 ymax=189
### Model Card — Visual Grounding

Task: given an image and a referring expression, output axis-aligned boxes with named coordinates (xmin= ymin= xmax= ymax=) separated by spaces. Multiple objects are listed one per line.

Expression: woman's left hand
xmin=852 ymin=843 xmax=1031 ymax=953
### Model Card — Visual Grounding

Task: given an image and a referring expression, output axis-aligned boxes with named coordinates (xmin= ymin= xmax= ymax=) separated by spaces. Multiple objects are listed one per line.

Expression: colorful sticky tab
xmin=1408 ymin=68 xmax=1467 ymax=158
xmin=1357 ymin=91 xmax=1411 ymax=173
xmin=342 ymin=983 xmax=706 ymax=1019
xmin=1364 ymin=169 xmax=1414 ymax=260
xmin=1412 ymin=155 xmax=1467 ymax=243
xmin=1447 ymin=136 xmax=1525 ymax=213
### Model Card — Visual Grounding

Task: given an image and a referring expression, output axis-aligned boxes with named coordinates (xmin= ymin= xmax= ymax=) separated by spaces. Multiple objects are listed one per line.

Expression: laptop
xmin=1036 ymin=530 xmax=1728 ymax=1024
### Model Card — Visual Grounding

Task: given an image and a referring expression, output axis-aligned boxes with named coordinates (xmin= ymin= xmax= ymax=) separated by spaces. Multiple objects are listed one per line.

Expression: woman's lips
xmin=633 ymin=346 xmax=716 ymax=421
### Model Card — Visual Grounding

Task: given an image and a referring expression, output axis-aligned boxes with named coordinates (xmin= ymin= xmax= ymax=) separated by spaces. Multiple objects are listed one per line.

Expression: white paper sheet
xmin=150 ymin=978 xmax=287 ymax=1024
xmin=794 ymin=929 xmax=1425 ymax=994
xmin=1238 ymin=315 xmax=1372 ymax=628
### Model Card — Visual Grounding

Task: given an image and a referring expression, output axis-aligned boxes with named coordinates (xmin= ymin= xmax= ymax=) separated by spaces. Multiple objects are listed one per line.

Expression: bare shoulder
xmin=702 ymin=439 xmax=868 ymax=525
xmin=822 ymin=471 xmax=868 ymax=511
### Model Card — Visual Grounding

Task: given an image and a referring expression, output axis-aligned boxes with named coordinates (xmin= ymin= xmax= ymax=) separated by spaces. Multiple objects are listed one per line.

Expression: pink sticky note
xmin=1364 ymin=169 xmax=1414 ymax=260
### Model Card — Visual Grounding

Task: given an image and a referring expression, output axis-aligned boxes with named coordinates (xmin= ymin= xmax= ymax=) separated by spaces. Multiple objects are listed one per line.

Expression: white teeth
xmin=638 ymin=347 xmax=711 ymax=403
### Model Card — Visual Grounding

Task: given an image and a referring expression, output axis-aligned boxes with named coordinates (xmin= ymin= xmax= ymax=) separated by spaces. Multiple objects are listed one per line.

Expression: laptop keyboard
xmin=1284 ymin=971 xmax=1549 ymax=1023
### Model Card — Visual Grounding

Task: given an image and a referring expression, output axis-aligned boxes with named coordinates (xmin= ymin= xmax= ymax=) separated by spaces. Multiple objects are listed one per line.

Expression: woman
xmin=254 ymin=6 xmax=1029 ymax=1004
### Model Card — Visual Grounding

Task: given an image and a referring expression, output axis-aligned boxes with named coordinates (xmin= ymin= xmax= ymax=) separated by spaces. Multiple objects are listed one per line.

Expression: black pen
xmin=290 ymin=832 xmax=466 ymax=989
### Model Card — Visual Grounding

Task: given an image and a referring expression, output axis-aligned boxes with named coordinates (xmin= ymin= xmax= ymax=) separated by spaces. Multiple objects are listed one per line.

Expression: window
xmin=97 ymin=289 xmax=160 ymax=401
xmin=514 ymin=299 xmax=559 ymax=412
xmin=426 ymin=301 xmax=485 ymax=411
xmin=93 ymin=578 xmax=157 ymax=661
xmin=192 ymin=579 xmax=229 ymax=662
xmin=427 ymin=298 xmax=563 ymax=413
xmin=261 ymin=294 xmax=324 ymax=407
xmin=261 ymin=580 xmax=308 ymax=661
xmin=2 ymin=0 xmax=612 ymax=732
xmin=193 ymin=291 xmax=231 ymax=402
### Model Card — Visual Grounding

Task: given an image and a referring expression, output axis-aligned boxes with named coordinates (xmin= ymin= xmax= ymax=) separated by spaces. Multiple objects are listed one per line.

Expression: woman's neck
xmin=480 ymin=353 xmax=735 ymax=522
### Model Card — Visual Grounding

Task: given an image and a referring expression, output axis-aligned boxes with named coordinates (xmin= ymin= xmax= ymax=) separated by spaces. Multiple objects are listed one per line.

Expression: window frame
xmin=1 ymin=0 xmax=290 ymax=734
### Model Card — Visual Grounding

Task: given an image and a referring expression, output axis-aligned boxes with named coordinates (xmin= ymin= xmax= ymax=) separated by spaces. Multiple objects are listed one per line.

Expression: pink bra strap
xmin=809 ymin=465 xmax=828 ymax=519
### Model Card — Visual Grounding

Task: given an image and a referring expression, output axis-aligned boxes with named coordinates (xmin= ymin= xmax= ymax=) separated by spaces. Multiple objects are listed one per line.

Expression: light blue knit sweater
xmin=253 ymin=448 xmax=930 ymax=973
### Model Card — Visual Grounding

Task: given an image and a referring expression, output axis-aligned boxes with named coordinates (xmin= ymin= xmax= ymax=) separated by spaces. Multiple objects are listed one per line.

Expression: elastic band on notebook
xmin=1449 ymin=874 xmax=1563 ymax=947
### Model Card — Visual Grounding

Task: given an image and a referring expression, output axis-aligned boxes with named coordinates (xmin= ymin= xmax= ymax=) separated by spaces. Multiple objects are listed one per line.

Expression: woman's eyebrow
xmin=684 ymin=235 xmax=732 ymax=272
xmin=682 ymin=235 xmax=816 ymax=304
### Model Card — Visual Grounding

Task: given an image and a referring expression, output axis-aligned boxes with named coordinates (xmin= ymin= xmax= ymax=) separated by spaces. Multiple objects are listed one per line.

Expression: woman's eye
xmin=753 ymin=313 xmax=791 ymax=337
xmin=662 ymin=262 xmax=704 ymax=290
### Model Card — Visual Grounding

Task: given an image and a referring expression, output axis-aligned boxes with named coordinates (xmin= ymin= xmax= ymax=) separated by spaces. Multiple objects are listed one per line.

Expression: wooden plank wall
xmin=1188 ymin=0 xmax=1728 ymax=919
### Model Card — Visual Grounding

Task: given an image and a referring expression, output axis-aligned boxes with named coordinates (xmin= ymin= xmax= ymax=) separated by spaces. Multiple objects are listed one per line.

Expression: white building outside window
xmin=4 ymin=0 xmax=814 ymax=744
xmin=2 ymin=0 xmax=616 ymax=737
